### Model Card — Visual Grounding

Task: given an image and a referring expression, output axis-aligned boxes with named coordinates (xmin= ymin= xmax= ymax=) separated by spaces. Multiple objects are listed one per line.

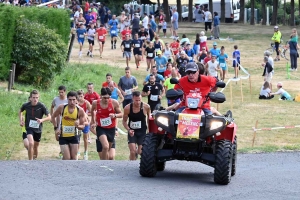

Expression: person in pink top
xmin=200 ymin=31 xmax=208 ymax=51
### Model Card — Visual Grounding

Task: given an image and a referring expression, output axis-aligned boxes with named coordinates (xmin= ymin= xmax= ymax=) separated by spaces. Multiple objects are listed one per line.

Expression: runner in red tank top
xmin=95 ymin=24 xmax=107 ymax=58
xmin=84 ymin=83 xmax=100 ymax=105
xmin=91 ymin=88 xmax=123 ymax=160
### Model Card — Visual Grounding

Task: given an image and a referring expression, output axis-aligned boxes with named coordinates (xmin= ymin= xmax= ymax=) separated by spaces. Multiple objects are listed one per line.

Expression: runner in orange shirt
xmin=121 ymin=25 xmax=132 ymax=41
xmin=170 ymin=38 xmax=179 ymax=62
xmin=96 ymin=24 xmax=107 ymax=58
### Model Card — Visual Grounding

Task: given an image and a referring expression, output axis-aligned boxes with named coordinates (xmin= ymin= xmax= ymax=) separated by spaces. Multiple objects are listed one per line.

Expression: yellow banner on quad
xmin=176 ymin=113 xmax=201 ymax=139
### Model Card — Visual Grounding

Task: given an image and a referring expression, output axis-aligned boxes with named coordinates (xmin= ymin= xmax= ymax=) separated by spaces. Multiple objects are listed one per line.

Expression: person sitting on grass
xmin=270 ymin=82 xmax=292 ymax=100
xmin=259 ymin=81 xmax=274 ymax=100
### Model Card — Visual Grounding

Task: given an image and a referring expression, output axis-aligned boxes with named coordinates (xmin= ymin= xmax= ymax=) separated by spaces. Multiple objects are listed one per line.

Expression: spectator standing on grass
xmin=286 ymin=29 xmax=299 ymax=71
xmin=172 ymin=7 xmax=179 ymax=39
xmin=142 ymin=13 xmax=149 ymax=29
xmin=262 ymin=56 xmax=273 ymax=90
xmin=264 ymin=51 xmax=274 ymax=73
xmin=271 ymin=26 xmax=282 ymax=61
xmin=19 ymin=90 xmax=51 ymax=160
xmin=213 ymin=12 xmax=220 ymax=39
xmin=204 ymin=8 xmax=212 ymax=34
xmin=118 ymin=67 xmax=139 ymax=108
xmin=270 ymin=82 xmax=292 ymax=100
xmin=157 ymin=10 xmax=165 ymax=35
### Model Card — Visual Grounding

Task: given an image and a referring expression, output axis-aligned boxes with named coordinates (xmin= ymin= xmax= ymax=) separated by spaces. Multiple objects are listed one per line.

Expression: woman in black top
xmin=145 ymin=41 xmax=156 ymax=71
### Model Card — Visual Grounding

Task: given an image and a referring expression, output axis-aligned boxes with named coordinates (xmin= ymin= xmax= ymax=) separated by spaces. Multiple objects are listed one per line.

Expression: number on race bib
xmin=125 ymin=44 xmax=130 ymax=48
xmin=79 ymin=34 xmax=84 ymax=38
xmin=29 ymin=120 xmax=39 ymax=129
xmin=99 ymin=36 xmax=104 ymax=39
xmin=135 ymin=44 xmax=140 ymax=48
xmin=100 ymin=117 xmax=112 ymax=127
xmin=125 ymin=89 xmax=132 ymax=95
xmin=220 ymin=63 xmax=225 ymax=68
xmin=141 ymin=36 xmax=146 ymax=40
xmin=147 ymin=53 xmax=153 ymax=57
xmin=63 ymin=126 xmax=75 ymax=133
xmin=130 ymin=121 xmax=142 ymax=129
xmin=150 ymin=95 xmax=158 ymax=101
xmin=111 ymin=30 xmax=116 ymax=34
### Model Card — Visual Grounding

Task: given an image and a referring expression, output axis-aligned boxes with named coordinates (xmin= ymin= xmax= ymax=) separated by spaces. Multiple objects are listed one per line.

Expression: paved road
xmin=1 ymin=152 xmax=300 ymax=200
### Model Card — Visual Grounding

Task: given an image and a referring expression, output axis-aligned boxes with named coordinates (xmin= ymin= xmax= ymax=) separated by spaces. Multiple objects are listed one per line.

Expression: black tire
xmin=282 ymin=48 xmax=290 ymax=61
xmin=231 ymin=136 xmax=237 ymax=176
xmin=157 ymin=161 xmax=166 ymax=171
xmin=139 ymin=133 xmax=159 ymax=177
xmin=214 ymin=140 xmax=233 ymax=185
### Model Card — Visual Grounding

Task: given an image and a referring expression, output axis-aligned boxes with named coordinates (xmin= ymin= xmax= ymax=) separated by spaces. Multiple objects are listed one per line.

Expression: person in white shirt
xmin=205 ymin=55 xmax=222 ymax=78
xmin=142 ymin=13 xmax=149 ymax=29
xmin=203 ymin=8 xmax=212 ymax=33
xmin=264 ymin=50 xmax=274 ymax=73
xmin=57 ymin=1 xmax=65 ymax=9
xmin=259 ymin=81 xmax=274 ymax=99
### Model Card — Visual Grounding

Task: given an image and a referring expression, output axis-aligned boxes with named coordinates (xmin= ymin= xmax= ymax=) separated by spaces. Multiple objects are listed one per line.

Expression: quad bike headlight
xmin=157 ymin=116 xmax=169 ymax=127
xmin=210 ymin=121 xmax=224 ymax=131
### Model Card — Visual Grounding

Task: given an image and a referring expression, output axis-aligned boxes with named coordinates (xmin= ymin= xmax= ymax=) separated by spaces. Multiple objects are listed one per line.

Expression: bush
xmin=0 ymin=5 xmax=70 ymax=80
xmin=13 ymin=18 xmax=67 ymax=89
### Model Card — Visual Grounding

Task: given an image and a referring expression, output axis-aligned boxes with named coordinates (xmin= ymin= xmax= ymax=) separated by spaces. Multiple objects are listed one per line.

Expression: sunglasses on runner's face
xmin=187 ymin=71 xmax=197 ymax=75
xmin=102 ymin=96 xmax=110 ymax=99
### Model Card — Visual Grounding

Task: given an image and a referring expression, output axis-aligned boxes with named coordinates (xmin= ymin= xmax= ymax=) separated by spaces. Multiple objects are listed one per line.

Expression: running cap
xmin=185 ymin=62 xmax=198 ymax=72
xmin=157 ymin=50 xmax=162 ymax=55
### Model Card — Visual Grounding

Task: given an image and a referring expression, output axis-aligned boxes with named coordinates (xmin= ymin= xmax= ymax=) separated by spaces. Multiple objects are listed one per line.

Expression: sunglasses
xmin=102 ymin=96 xmax=110 ymax=99
xmin=186 ymin=71 xmax=197 ymax=75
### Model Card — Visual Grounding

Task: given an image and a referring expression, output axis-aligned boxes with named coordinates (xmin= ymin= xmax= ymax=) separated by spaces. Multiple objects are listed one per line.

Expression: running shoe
xmin=87 ymin=51 xmax=90 ymax=56
xmin=88 ymin=138 xmax=91 ymax=143
xmin=90 ymin=54 xmax=93 ymax=58
xmin=83 ymin=152 xmax=88 ymax=160
xmin=59 ymin=152 xmax=63 ymax=159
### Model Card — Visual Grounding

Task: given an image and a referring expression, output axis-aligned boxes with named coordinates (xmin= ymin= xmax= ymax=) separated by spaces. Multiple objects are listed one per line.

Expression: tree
xmin=271 ymin=0 xmax=278 ymax=25
xmin=250 ymin=0 xmax=255 ymax=25
xmin=209 ymin=0 xmax=213 ymax=13
xmin=290 ymin=0 xmax=295 ymax=26
xmin=176 ymin=0 xmax=182 ymax=21
xmin=283 ymin=0 xmax=286 ymax=25
xmin=188 ymin=0 xmax=193 ymax=22
xmin=261 ymin=0 xmax=266 ymax=25
xmin=221 ymin=0 xmax=225 ymax=23
xmin=239 ymin=0 xmax=245 ymax=23
xmin=163 ymin=0 xmax=170 ymax=22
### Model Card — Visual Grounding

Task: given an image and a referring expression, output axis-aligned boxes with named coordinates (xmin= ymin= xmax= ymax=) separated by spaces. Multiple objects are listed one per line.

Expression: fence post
xmin=11 ymin=63 xmax=16 ymax=88
xmin=266 ymin=7 xmax=269 ymax=25
xmin=8 ymin=70 xmax=13 ymax=92
xmin=66 ymin=33 xmax=76 ymax=62
xmin=244 ymin=8 xmax=247 ymax=24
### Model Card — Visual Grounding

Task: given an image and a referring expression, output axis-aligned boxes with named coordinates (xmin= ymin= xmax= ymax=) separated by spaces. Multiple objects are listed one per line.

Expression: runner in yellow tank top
xmin=51 ymin=91 xmax=86 ymax=160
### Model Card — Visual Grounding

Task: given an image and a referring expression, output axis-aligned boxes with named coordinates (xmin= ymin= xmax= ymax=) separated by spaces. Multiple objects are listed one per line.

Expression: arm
xmin=86 ymin=100 xmax=92 ymax=113
xmin=90 ymin=100 xmax=97 ymax=126
xmin=19 ymin=110 xmax=24 ymax=127
xmin=117 ymin=88 xmax=124 ymax=104
xmin=51 ymin=105 xmax=63 ymax=127
xmin=132 ymin=78 xmax=138 ymax=91
xmin=142 ymin=85 xmax=150 ymax=97
xmin=76 ymin=108 xmax=87 ymax=130
xmin=122 ymin=105 xmax=131 ymax=132
xmin=112 ymin=100 xmax=123 ymax=118
xmin=159 ymin=86 xmax=165 ymax=99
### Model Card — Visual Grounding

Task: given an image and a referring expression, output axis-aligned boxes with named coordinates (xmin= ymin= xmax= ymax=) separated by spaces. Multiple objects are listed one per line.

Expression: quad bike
xmin=139 ymin=78 xmax=237 ymax=185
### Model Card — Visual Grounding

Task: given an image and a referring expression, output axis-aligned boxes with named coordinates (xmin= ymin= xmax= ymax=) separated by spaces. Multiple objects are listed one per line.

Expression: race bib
xmin=147 ymin=53 xmax=153 ymax=57
xmin=150 ymin=95 xmax=158 ymax=101
xmin=29 ymin=120 xmax=39 ymax=129
xmin=130 ymin=121 xmax=141 ymax=129
xmin=111 ymin=30 xmax=116 ymax=34
xmin=220 ymin=63 xmax=225 ymax=68
xmin=172 ymin=48 xmax=177 ymax=51
xmin=125 ymin=44 xmax=130 ymax=48
xmin=200 ymin=59 xmax=204 ymax=64
xmin=63 ymin=126 xmax=75 ymax=133
xmin=125 ymin=89 xmax=132 ymax=95
xmin=99 ymin=36 xmax=104 ymax=39
xmin=189 ymin=56 xmax=193 ymax=61
xmin=155 ymin=48 xmax=160 ymax=52
xmin=141 ymin=36 xmax=146 ymax=40
xmin=100 ymin=117 xmax=112 ymax=127
xmin=135 ymin=44 xmax=140 ymax=48
xmin=79 ymin=34 xmax=84 ymax=38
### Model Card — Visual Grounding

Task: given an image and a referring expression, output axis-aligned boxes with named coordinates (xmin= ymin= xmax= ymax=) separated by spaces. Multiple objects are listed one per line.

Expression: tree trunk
xmin=221 ymin=0 xmax=225 ymax=23
xmin=239 ymin=0 xmax=245 ymax=23
xmin=290 ymin=0 xmax=295 ymax=26
xmin=188 ymin=0 xmax=193 ymax=22
xmin=209 ymin=0 xmax=213 ymax=14
xmin=271 ymin=0 xmax=278 ymax=25
xmin=283 ymin=0 xmax=286 ymax=25
xmin=261 ymin=0 xmax=266 ymax=25
xmin=157 ymin=0 xmax=161 ymax=9
xmin=177 ymin=0 xmax=182 ymax=22
xmin=163 ymin=0 xmax=170 ymax=22
xmin=250 ymin=0 xmax=255 ymax=25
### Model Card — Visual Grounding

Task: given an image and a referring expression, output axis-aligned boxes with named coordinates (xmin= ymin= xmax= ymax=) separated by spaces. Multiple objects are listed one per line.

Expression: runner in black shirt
xmin=19 ymin=90 xmax=51 ymax=160
xmin=138 ymin=26 xmax=148 ymax=61
xmin=131 ymin=33 xmax=143 ymax=69
xmin=142 ymin=74 xmax=165 ymax=112
xmin=121 ymin=35 xmax=133 ymax=67
xmin=145 ymin=41 xmax=156 ymax=71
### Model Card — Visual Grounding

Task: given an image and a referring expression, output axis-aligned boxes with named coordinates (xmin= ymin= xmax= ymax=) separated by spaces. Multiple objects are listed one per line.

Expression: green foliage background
xmin=0 ymin=5 xmax=70 ymax=80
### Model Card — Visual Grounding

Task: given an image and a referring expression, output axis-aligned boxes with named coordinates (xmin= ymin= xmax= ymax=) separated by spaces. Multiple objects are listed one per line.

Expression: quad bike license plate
xmin=176 ymin=114 xmax=201 ymax=139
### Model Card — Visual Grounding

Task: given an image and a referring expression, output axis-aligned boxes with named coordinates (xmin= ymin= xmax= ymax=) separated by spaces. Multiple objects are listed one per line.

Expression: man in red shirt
xmin=121 ymin=25 xmax=132 ymax=41
xmin=84 ymin=82 xmax=100 ymax=105
xmin=203 ymin=51 xmax=212 ymax=65
xmin=102 ymin=73 xmax=118 ymax=88
xmin=90 ymin=88 xmax=123 ymax=160
xmin=96 ymin=24 xmax=107 ymax=58
xmin=84 ymin=1 xmax=90 ymax=15
xmin=170 ymin=38 xmax=179 ymax=61
xmin=174 ymin=62 xmax=216 ymax=115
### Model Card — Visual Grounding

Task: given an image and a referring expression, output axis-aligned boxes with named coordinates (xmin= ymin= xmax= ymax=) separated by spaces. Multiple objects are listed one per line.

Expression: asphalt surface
xmin=1 ymin=152 xmax=300 ymax=200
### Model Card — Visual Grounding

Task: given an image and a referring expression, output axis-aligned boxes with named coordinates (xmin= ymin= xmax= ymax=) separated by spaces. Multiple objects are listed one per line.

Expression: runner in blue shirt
xmin=210 ymin=42 xmax=221 ymax=58
xmin=185 ymin=44 xmax=195 ymax=62
xmin=108 ymin=15 xmax=118 ymax=49
xmin=232 ymin=45 xmax=241 ymax=78
xmin=218 ymin=46 xmax=228 ymax=81
xmin=154 ymin=50 xmax=168 ymax=76
xmin=76 ymin=23 xmax=87 ymax=58
xmin=143 ymin=66 xmax=165 ymax=85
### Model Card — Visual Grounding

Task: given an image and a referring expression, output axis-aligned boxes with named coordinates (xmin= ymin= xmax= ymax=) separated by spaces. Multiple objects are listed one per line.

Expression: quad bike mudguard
xmin=216 ymin=122 xmax=237 ymax=143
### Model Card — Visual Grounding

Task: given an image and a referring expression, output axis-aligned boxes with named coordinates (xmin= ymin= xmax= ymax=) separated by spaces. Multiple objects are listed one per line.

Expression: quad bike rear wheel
xmin=157 ymin=161 xmax=166 ymax=171
xmin=139 ymin=133 xmax=159 ymax=177
xmin=214 ymin=140 xmax=233 ymax=185
xmin=231 ymin=136 xmax=237 ymax=176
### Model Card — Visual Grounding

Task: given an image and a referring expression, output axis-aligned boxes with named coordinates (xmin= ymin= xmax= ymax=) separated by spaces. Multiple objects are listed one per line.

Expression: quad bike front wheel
xmin=231 ymin=136 xmax=237 ymax=176
xmin=214 ymin=140 xmax=233 ymax=185
xmin=139 ymin=133 xmax=159 ymax=177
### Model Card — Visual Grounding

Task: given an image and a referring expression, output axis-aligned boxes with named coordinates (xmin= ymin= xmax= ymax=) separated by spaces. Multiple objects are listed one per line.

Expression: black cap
xmin=185 ymin=62 xmax=198 ymax=72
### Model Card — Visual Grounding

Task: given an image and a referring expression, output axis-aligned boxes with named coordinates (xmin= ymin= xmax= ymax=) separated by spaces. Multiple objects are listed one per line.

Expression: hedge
xmin=0 ymin=5 xmax=70 ymax=80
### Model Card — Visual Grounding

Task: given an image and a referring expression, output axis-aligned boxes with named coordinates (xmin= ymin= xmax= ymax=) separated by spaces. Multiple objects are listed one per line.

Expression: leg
xmin=126 ymin=57 xmax=129 ymax=67
xmin=23 ymin=138 xmax=29 ymax=150
xmin=146 ymin=59 xmax=151 ymax=71
xmin=137 ymin=145 xmax=143 ymax=155
xmin=108 ymin=148 xmax=115 ymax=160
xmin=128 ymin=143 xmax=137 ymax=160
xmin=69 ymin=144 xmax=79 ymax=160
xmin=60 ymin=144 xmax=71 ymax=160
xmin=222 ymin=69 xmax=226 ymax=81
xmin=99 ymin=135 xmax=109 ymax=160
xmin=83 ymin=134 xmax=88 ymax=154
xmin=275 ymin=42 xmax=280 ymax=60
xmin=33 ymin=141 xmax=39 ymax=159
xmin=27 ymin=134 xmax=34 ymax=160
